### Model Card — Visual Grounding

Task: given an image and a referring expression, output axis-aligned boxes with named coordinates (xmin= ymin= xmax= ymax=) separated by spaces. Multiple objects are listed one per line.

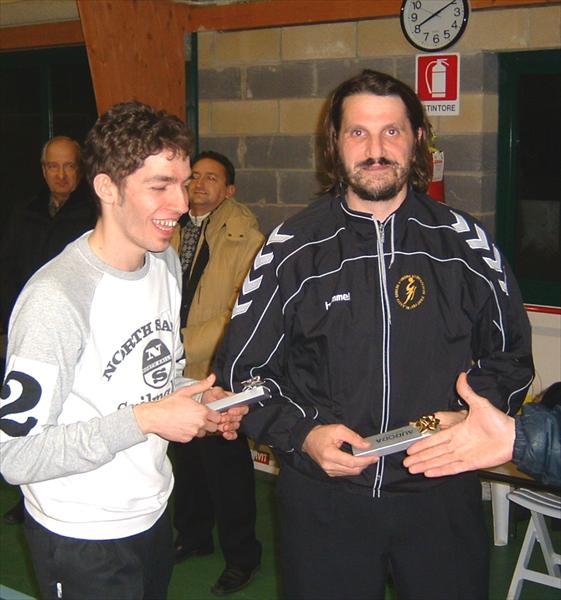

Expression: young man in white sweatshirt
xmin=0 ymin=101 xmax=244 ymax=600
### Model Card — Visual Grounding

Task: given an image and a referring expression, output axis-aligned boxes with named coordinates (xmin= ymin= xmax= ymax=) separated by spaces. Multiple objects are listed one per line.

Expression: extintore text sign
xmin=416 ymin=53 xmax=460 ymax=116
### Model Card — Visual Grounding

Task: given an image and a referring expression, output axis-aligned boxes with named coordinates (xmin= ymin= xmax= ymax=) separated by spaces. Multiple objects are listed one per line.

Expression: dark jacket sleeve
xmin=466 ymin=247 xmax=534 ymax=417
xmin=214 ymin=231 xmax=321 ymax=454
xmin=513 ymin=404 xmax=561 ymax=488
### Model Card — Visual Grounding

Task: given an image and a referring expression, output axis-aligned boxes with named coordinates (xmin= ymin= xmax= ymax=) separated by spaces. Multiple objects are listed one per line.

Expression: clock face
xmin=400 ymin=0 xmax=469 ymax=52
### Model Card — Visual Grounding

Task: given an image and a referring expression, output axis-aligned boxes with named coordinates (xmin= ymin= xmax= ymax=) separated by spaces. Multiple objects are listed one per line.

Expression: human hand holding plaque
xmin=303 ymin=424 xmax=379 ymax=477
xmin=351 ymin=415 xmax=441 ymax=457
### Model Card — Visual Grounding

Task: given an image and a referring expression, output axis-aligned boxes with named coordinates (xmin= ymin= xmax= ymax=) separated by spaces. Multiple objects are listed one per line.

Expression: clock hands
xmin=401 ymin=0 xmax=468 ymax=50
xmin=417 ymin=0 xmax=458 ymax=28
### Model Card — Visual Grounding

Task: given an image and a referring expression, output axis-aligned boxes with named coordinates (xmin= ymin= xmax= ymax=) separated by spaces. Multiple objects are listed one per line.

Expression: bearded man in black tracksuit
xmin=215 ymin=70 xmax=534 ymax=600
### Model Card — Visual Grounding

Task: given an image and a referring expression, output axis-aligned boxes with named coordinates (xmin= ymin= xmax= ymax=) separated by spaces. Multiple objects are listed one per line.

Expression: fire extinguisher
xmin=428 ymin=129 xmax=445 ymax=203
xmin=426 ymin=58 xmax=448 ymax=99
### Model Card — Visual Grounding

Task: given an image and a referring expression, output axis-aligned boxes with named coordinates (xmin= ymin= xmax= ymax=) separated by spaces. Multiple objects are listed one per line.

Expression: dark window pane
xmin=515 ymin=74 xmax=561 ymax=284
xmin=51 ymin=62 xmax=98 ymax=143
xmin=0 ymin=65 xmax=44 ymax=216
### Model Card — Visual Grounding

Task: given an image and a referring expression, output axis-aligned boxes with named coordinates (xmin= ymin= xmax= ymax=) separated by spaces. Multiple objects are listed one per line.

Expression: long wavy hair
xmin=322 ymin=70 xmax=432 ymax=195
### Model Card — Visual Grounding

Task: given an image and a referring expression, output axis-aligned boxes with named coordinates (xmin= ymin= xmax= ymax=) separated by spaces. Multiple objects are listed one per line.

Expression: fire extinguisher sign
xmin=416 ymin=53 xmax=460 ymax=116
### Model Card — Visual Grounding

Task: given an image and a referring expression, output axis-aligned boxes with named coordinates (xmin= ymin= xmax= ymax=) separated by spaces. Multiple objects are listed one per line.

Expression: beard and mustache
xmin=343 ymin=156 xmax=412 ymax=202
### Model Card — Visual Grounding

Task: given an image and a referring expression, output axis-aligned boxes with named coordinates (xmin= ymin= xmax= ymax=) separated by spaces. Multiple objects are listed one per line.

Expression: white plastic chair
xmin=506 ymin=488 xmax=561 ymax=600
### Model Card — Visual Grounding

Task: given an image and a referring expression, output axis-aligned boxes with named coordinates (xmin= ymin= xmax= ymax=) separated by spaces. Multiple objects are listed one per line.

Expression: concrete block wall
xmin=196 ymin=5 xmax=561 ymax=234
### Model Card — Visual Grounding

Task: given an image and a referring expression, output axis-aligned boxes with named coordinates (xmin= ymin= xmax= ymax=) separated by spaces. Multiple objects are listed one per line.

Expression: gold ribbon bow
xmin=411 ymin=414 xmax=440 ymax=434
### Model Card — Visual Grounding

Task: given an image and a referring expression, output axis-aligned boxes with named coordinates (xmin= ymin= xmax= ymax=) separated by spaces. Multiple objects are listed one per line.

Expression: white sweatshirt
xmin=0 ymin=233 xmax=194 ymax=540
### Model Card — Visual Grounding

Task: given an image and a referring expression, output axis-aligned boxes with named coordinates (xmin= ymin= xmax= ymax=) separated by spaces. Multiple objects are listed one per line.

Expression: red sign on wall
xmin=416 ymin=53 xmax=460 ymax=116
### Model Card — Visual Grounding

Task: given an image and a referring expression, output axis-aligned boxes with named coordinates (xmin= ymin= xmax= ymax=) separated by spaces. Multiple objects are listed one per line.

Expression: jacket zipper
xmin=372 ymin=218 xmax=392 ymax=498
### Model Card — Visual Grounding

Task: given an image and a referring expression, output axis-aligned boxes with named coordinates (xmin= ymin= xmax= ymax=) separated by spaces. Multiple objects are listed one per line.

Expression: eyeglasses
xmin=43 ymin=162 xmax=78 ymax=173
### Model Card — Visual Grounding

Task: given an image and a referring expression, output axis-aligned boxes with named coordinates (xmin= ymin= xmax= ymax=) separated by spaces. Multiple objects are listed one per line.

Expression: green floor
xmin=1 ymin=473 xmax=559 ymax=600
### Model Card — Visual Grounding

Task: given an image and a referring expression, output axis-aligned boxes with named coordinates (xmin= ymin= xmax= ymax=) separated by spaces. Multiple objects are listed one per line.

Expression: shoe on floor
xmin=3 ymin=498 xmax=24 ymax=525
xmin=174 ymin=539 xmax=214 ymax=564
xmin=211 ymin=564 xmax=260 ymax=596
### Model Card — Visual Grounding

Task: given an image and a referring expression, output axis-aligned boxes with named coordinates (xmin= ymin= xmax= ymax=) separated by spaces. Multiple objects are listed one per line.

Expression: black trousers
xmin=276 ymin=465 xmax=489 ymax=600
xmin=24 ymin=508 xmax=174 ymax=600
xmin=172 ymin=434 xmax=261 ymax=570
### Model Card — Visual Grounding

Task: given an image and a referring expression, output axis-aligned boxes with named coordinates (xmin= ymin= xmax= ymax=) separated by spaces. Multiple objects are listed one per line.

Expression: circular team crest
xmin=394 ymin=274 xmax=426 ymax=310
xmin=142 ymin=339 xmax=172 ymax=389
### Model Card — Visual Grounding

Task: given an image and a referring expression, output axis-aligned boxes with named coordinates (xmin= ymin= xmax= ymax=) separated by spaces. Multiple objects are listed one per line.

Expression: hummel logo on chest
xmin=325 ymin=292 xmax=351 ymax=311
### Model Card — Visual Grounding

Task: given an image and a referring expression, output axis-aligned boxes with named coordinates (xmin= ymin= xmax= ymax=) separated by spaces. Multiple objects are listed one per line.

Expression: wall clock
xmin=400 ymin=0 xmax=470 ymax=52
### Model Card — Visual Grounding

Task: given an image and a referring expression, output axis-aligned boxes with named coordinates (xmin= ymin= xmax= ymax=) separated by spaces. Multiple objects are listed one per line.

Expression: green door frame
xmin=185 ymin=32 xmax=199 ymax=156
xmin=496 ymin=49 xmax=561 ymax=307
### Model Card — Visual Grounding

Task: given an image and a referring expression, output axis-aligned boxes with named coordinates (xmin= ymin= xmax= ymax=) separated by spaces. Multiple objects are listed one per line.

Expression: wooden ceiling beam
xmin=77 ymin=0 xmax=186 ymax=118
xmin=178 ymin=0 xmax=561 ymax=33
xmin=0 ymin=21 xmax=84 ymax=51
xmin=179 ymin=0 xmax=399 ymax=32
xmin=0 ymin=0 xmax=558 ymax=51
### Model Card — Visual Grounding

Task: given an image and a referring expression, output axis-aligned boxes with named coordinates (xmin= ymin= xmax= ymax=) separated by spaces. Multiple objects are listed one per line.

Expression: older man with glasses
xmin=1 ymin=136 xmax=97 ymax=332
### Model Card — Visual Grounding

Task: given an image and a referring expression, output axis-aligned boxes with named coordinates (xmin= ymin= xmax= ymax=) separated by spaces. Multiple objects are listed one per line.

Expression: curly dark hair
xmin=83 ymin=101 xmax=193 ymax=208
xmin=322 ymin=70 xmax=432 ymax=195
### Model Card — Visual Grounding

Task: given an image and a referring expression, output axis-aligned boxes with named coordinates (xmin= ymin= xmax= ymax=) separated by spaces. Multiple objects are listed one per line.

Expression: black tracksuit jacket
xmin=215 ymin=189 xmax=534 ymax=496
